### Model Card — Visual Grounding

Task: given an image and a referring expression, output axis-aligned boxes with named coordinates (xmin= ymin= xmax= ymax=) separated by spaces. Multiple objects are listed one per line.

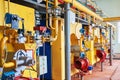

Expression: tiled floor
xmin=72 ymin=59 xmax=120 ymax=80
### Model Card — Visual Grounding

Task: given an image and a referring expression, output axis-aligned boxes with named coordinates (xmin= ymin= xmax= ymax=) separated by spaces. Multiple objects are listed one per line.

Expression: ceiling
xmin=95 ymin=0 xmax=120 ymax=17
xmin=95 ymin=0 xmax=120 ymax=26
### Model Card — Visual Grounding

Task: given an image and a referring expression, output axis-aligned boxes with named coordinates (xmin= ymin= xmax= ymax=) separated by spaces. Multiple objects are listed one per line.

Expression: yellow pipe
xmin=63 ymin=0 xmax=103 ymax=21
xmin=54 ymin=0 xmax=58 ymax=7
xmin=43 ymin=0 xmax=54 ymax=5
xmin=46 ymin=0 xmax=55 ymax=30
xmin=0 ymin=37 xmax=8 ymax=67
xmin=104 ymin=17 xmax=120 ymax=22
xmin=8 ymin=0 xmax=10 ymax=13
xmin=94 ymin=36 xmax=98 ymax=43
xmin=49 ymin=0 xmax=59 ymax=29
xmin=80 ymin=35 xmax=85 ymax=52
xmin=51 ymin=18 xmax=58 ymax=41
xmin=45 ymin=0 xmax=59 ymax=41
xmin=100 ymin=34 xmax=104 ymax=45
xmin=46 ymin=0 xmax=51 ymax=29
xmin=0 ymin=37 xmax=16 ymax=68
xmin=3 ymin=61 xmax=16 ymax=68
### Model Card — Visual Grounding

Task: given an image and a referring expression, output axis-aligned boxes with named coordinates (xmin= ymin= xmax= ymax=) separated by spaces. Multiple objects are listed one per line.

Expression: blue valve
xmin=79 ymin=28 xmax=85 ymax=34
xmin=80 ymin=52 xmax=85 ymax=58
xmin=88 ymin=66 xmax=93 ymax=70
xmin=2 ymin=70 xmax=15 ymax=79
xmin=5 ymin=13 xmax=12 ymax=24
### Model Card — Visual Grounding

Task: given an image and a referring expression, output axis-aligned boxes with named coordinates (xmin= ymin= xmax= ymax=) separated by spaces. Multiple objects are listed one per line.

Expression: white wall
xmin=96 ymin=0 xmax=120 ymax=17
xmin=96 ymin=0 xmax=120 ymax=53
xmin=113 ymin=22 xmax=120 ymax=53
xmin=112 ymin=26 xmax=119 ymax=53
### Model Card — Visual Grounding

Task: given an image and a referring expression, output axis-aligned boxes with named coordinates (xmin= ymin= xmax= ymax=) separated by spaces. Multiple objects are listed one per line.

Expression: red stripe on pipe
xmin=58 ymin=0 xmax=64 ymax=4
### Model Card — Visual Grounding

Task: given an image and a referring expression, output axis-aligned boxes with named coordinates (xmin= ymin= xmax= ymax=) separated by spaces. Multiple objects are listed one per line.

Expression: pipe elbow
xmin=0 ymin=37 xmax=8 ymax=67
xmin=1 ymin=37 xmax=8 ymax=47
xmin=3 ymin=60 xmax=16 ymax=68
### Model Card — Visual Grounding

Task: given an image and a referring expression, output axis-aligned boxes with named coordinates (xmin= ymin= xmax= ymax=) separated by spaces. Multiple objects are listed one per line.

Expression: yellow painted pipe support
xmin=63 ymin=0 xmax=103 ymax=21
xmin=51 ymin=17 xmax=58 ymax=41
xmin=104 ymin=17 xmax=120 ymax=22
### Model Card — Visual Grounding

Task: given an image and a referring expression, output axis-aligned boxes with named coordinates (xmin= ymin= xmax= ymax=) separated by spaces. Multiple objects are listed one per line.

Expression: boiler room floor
xmin=71 ymin=54 xmax=120 ymax=80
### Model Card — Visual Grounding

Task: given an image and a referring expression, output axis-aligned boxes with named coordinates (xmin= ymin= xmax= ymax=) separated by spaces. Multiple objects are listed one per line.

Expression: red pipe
xmin=74 ymin=58 xmax=89 ymax=72
xmin=87 ymin=4 xmax=96 ymax=12
xmin=58 ymin=0 xmax=64 ymax=4
xmin=96 ymin=50 xmax=106 ymax=62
